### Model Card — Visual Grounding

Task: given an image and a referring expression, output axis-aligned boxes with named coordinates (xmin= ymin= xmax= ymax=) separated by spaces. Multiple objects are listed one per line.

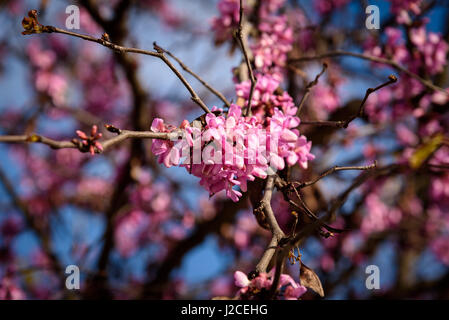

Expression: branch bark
xmin=290 ymin=51 xmax=447 ymax=95
xmin=0 ymin=129 xmax=178 ymax=152
xmin=300 ymin=75 xmax=397 ymax=128
xmin=23 ymin=20 xmax=211 ymax=114
xmin=236 ymin=0 xmax=257 ymax=117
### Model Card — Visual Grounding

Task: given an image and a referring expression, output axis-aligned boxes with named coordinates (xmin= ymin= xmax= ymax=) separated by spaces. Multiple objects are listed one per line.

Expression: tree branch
xmin=154 ymin=43 xmax=231 ymax=108
xmin=300 ymin=75 xmax=397 ymax=128
xmin=254 ymin=176 xmax=286 ymax=273
xmin=0 ymin=128 xmax=177 ymax=153
xmin=22 ymin=19 xmax=211 ymax=114
xmin=295 ymin=162 xmax=377 ymax=188
xmin=236 ymin=0 xmax=257 ymax=117
xmin=290 ymin=51 xmax=447 ymax=95
xmin=297 ymin=63 xmax=327 ymax=116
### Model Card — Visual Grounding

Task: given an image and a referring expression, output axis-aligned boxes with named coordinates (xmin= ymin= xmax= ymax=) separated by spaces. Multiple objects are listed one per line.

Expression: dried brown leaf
xmin=300 ymin=263 xmax=324 ymax=297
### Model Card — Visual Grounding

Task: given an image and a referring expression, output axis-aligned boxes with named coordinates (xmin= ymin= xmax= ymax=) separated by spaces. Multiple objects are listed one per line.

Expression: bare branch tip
xmin=389 ymin=74 xmax=398 ymax=82
xmin=105 ymin=124 xmax=121 ymax=135
xmin=153 ymin=42 xmax=164 ymax=54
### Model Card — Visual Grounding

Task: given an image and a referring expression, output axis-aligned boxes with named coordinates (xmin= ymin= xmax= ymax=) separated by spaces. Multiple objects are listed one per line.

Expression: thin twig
xmin=153 ymin=43 xmax=211 ymax=113
xmin=236 ymin=0 xmax=257 ymax=117
xmin=300 ymin=75 xmax=397 ymax=128
xmin=101 ymin=128 xmax=178 ymax=150
xmin=0 ymin=134 xmax=79 ymax=149
xmin=297 ymin=63 xmax=328 ymax=116
xmin=154 ymin=43 xmax=231 ymax=108
xmin=289 ymin=188 xmax=344 ymax=234
xmin=289 ymin=51 xmax=448 ymax=95
xmin=24 ymin=23 xmax=211 ymax=113
xmin=0 ymin=127 xmax=177 ymax=152
xmin=275 ymin=176 xmax=344 ymax=234
xmin=296 ymin=162 xmax=377 ymax=188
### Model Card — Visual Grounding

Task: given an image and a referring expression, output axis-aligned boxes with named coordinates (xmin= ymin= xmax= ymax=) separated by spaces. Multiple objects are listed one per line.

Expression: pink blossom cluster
xmin=364 ymin=25 xmax=449 ymax=123
xmin=114 ymin=210 xmax=150 ymax=257
xmin=309 ymin=83 xmax=341 ymax=117
xmin=390 ymin=0 xmax=423 ymax=24
xmin=230 ymin=212 xmax=260 ymax=250
xmin=361 ymin=193 xmax=402 ymax=235
xmin=365 ymin=26 xmax=448 ymax=76
xmin=212 ymin=0 xmax=293 ymax=79
xmin=211 ymin=0 xmax=240 ymax=44
xmin=27 ymin=39 xmax=68 ymax=107
xmin=429 ymin=149 xmax=449 ymax=222
xmin=430 ymin=170 xmax=449 ymax=206
xmin=113 ymin=168 xmax=196 ymax=258
xmin=151 ymin=103 xmax=314 ymax=202
xmin=301 ymin=64 xmax=344 ymax=121
xmin=430 ymin=236 xmax=449 ymax=265
xmin=234 ymin=270 xmax=307 ymax=300
xmin=76 ymin=52 xmax=131 ymax=118
xmin=251 ymin=13 xmax=293 ymax=80
xmin=75 ymin=125 xmax=104 ymax=155
xmin=235 ymin=74 xmax=298 ymax=120
xmin=289 ymin=9 xmax=315 ymax=53
xmin=391 ymin=0 xmax=423 ymax=14
xmin=360 ymin=16 xmax=449 ymax=237
xmin=395 ymin=123 xmax=418 ymax=147
xmin=259 ymin=0 xmax=285 ymax=15
xmin=410 ymin=26 xmax=449 ymax=75
xmin=427 ymin=202 xmax=449 ymax=265
xmin=0 ymin=276 xmax=26 ymax=300
xmin=79 ymin=8 xmax=102 ymax=34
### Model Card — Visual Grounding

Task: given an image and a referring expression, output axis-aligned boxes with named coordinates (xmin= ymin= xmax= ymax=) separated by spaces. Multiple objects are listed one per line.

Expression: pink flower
xmin=211 ymin=0 xmax=241 ymax=43
xmin=363 ymin=23 xmax=448 ymax=124
xmin=361 ymin=193 xmax=403 ymax=234
xmin=151 ymin=75 xmax=314 ymax=202
xmin=391 ymin=0 xmax=423 ymax=24
xmin=320 ymin=254 xmax=336 ymax=272
xmin=395 ymin=124 xmax=418 ymax=146
xmin=114 ymin=210 xmax=150 ymax=257
xmin=233 ymin=269 xmax=306 ymax=300
xmin=431 ymin=236 xmax=449 ymax=265
xmin=236 ymin=74 xmax=298 ymax=119
xmin=0 ymin=277 xmax=25 ymax=300
xmin=431 ymin=89 xmax=449 ymax=105
xmin=251 ymin=15 xmax=293 ymax=78
xmin=213 ymin=0 xmax=292 ymax=79
xmin=150 ymin=118 xmax=183 ymax=168
xmin=309 ymin=83 xmax=340 ymax=117
xmin=284 ymin=284 xmax=307 ymax=300
xmin=410 ymin=27 xmax=426 ymax=47
xmin=430 ymin=174 xmax=449 ymax=203
xmin=76 ymin=125 xmax=103 ymax=155
xmin=409 ymin=27 xmax=449 ymax=75
xmin=234 ymin=271 xmax=251 ymax=288
xmin=150 ymin=102 xmax=313 ymax=202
